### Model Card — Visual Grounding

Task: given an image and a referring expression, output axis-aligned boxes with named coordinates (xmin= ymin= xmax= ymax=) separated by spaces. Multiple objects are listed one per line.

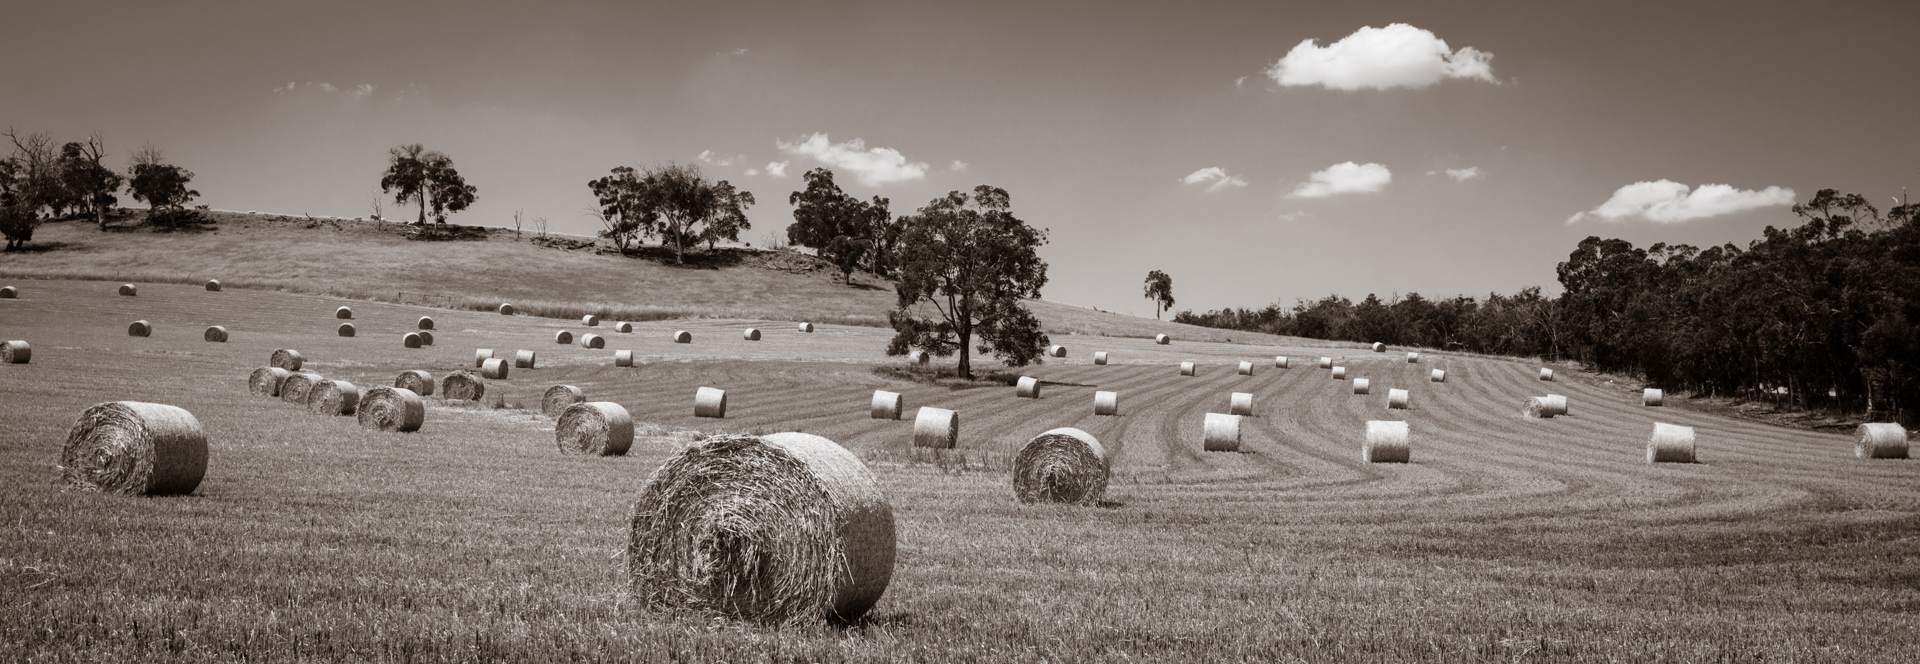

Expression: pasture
xmin=2 ymin=279 xmax=1918 ymax=662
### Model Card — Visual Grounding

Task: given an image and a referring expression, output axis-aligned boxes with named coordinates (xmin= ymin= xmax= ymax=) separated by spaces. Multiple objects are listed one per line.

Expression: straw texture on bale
xmin=1048 ymin=345 xmax=1065 ymax=358
xmin=913 ymin=407 xmax=958 ymax=448
xmin=580 ymin=333 xmax=605 ymax=349
xmin=1331 ymin=366 xmax=1346 ymax=380
xmin=395 ymin=369 xmax=435 ymax=396
xmin=1155 ymin=334 xmax=1171 ymax=345
xmin=1539 ymin=368 xmax=1555 ymax=381
xmin=127 ymin=320 xmax=151 ymax=337
xmin=308 ymin=379 xmax=360 ymax=416
xmin=626 ymin=431 xmax=895 ymax=626
xmin=1238 ymin=361 xmax=1254 ymax=376
xmin=1203 ymin=413 xmax=1241 ymax=452
xmin=744 ymin=328 xmax=761 ymax=341
xmin=441 ymin=371 xmax=486 ymax=401
xmin=870 ymin=390 xmax=903 ymax=419
xmin=1352 ymin=378 xmax=1370 ymax=395
xmin=614 ymin=350 xmax=633 ymax=367
xmin=1387 ymin=388 xmax=1410 ymax=410
xmin=1016 ymin=376 xmax=1040 ymax=398
xmin=1094 ymin=390 xmax=1120 ymax=416
xmin=498 ymin=303 xmax=515 ymax=315
xmin=338 ymin=323 xmax=356 ymax=337
xmin=2 ymin=340 xmax=30 ymax=364
xmin=474 ymin=348 xmax=495 ymax=367
xmin=417 ymin=331 xmax=434 ymax=346
xmin=204 ymin=280 xmax=221 ymax=291
xmin=203 ymin=326 xmax=228 ymax=343
xmin=403 ymin=332 xmax=423 ymax=349
xmin=515 ymin=349 xmax=537 ymax=368
xmin=543 ymin=385 xmax=586 ymax=416
xmin=1646 ymin=423 xmax=1696 ymax=463
xmin=582 ymin=314 xmax=599 ymax=327
xmin=673 ymin=330 xmax=692 ymax=344
xmin=1094 ymin=351 xmax=1109 ymax=365
xmin=279 ymin=372 xmax=323 ymax=405
xmin=1013 ymin=427 xmax=1109 ymax=505
xmin=119 ymin=284 xmax=137 ymax=296
xmin=798 ymin=322 xmax=814 ymax=332
xmin=556 ymin=402 xmax=633 ymax=456
xmin=1319 ymin=357 xmax=1332 ymax=369
xmin=1372 ymin=342 xmax=1385 ymax=352
xmin=1643 ymin=388 xmax=1664 ymax=407
xmin=249 ymin=366 xmax=291 ymax=397
xmin=357 ymin=386 xmax=425 ymax=432
xmin=1856 ymin=423 xmax=1909 ymax=459
xmin=480 ymin=357 xmax=509 ymax=379
xmin=417 ymin=316 xmax=434 ymax=330
xmin=909 ymin=350 xmax=929 ymax=366
xmin=1523 ymin=394 xmax=1569 ymax=418
xmin=616 ymin=322 xmax=634 ymax=333
xmin=1179 ymin=361 xmax=1195 ymax=376
xmin=0 ymin=285 xmax=15 ymax=298
xmin=1275 ymin=356 xmax=1289 ymax=369
xmin=554 ymin=330 xmax=574 ymax=345
xmin=1407 ymin=352 xmax=1420 ymax=363
xmin=1229 ymin=392 xmax=1253 ymax=416
xmin=694 ymin=386 xmax=727 ymax=418
xmin=1431 ymin=369 xmax=1446 ymax=383
xmin=60 ymin=401 xmax=206 ymax=495
xmin=335 ymin=306 xmax=352 ymax=319
xmin=1364 ymin=421 xmax=1410 ymax=463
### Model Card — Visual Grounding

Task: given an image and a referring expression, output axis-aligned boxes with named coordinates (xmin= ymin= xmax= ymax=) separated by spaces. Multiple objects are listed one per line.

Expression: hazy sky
xmin=5 ymin=0 xmax=1917 ymax=316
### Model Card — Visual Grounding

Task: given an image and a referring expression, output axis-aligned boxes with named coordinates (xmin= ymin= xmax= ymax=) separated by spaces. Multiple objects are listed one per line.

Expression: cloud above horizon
xmin=777 ymin=133 xmax=928 ymax=187
xmin=1445 ymin=167 xmax=1483 ymax=182
xmin=1266 ymin=23 xmax=1496 ymax=91
xmin=1181 ymin=167 xmax=1249 ymax=193
xmin=1566 ymin=180 xmax=1796 ymax=224
xmin=1290 ymin=162 xmax=1392 ymax=198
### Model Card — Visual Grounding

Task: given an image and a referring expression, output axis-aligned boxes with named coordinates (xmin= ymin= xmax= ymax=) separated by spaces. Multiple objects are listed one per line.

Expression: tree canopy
xmin=1143 ymin=270 xmax=1174 ymax=319
xmin=126 ymin=144 xmax=201 ymax=229
xmin=887 ymin=185 xmax=1049 ymax=379
xmin=380 ymin=144 xmax=477 ymax=236
xmin=590 ymin=162 xmax=754 ymax=264
xmin=787 ymin=167 xmax=894 ymax=282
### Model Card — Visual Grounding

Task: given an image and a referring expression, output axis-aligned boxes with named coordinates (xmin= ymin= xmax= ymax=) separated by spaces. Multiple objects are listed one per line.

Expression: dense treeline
xmin=1176 ymin=189 xmax=1920 ymax=420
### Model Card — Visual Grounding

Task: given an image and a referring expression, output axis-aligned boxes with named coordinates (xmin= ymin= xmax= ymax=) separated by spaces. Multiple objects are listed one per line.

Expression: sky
xmin=4 ymin=0 xmax=1917 ymax=317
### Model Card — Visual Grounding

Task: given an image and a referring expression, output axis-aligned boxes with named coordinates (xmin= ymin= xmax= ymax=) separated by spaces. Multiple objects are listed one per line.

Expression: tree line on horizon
xmin=1175 ymin=189 xmax=1920 ymax=421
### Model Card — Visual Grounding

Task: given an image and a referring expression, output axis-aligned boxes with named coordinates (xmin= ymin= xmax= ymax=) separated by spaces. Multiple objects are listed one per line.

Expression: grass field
xmin=4 ymin=280 xmax=1918 ymax=662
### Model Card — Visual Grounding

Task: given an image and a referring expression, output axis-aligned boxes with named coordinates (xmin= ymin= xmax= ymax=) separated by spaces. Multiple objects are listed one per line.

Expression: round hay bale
xmin=118 ymin=284 xmax=137 ymax=296
xmin=441 ymin=371 xmax=486 ymax=401
xmin=694 ymin=386 xmax=728 ymax=418
xmin=308 ymin=379 xmax=360 ymax=416
xmin=2 ymin=340 xmax=30 ymax=364
xmin=498 ymin=303 xmax=515 ymax=315
xmin=1539 ymin=367 xmax=1555 ymax=381
xmin=474 ymin=348 xmax=495 ymax=367
xmin=480 ymin=357 xmax=509 ymax=379
xmin=1013 ymin=427 xmax=1109 ymax=505
xmin=358 ymin=386 xmax=425 ymax=432
xmin=1406 ymin=352 xmax=1420 ymax=364
xmin=616 ymin=322 xmax=634 ymax=333
xmin=913 ymin=407 xmax=958 ymax=448
xmin=203 ymin=326 xmax=228 ymax=343
xmin=580 ymin=333 xmax=605 ymax=349
xmin=248 ymin=366 xmax=291 ymax=397
xmin=1352 ymin=378 xmax=1370 ymax=395
xmin=1331 ymin=366 xmax=1346 ymax=380
xmin=557 ymin=402 xmax=633 ymax=456
xmin=0 ymin=285 xmax=15 ymax=298
xmin=1094 ymin=351 xmax=1109 ymax=365
xmin=335 ymin=306 xmax=352 ymax=319
xmin=870 ymin=390 xmax=903 ymax=419
xmin=417 ymin=316 xmax=434 ymax=330
xmin=1545 ymin=394 xmax=1569 ymax=416
xmin=515 ymin=349 xmax=537 ymax=369
xmin=1238 ymin=361 xmax=1254 ymax=376
xmin=1155 ymin=334 xmax=1171 ymax=345
xmin=1203 ymin=413 xmax=1241 ymax=452
xmin=744 ymin=328 xmax=761 ymax=341
xmin=1318 ymin=357 xmax=1332 ymax=369
xmin=1015 ymin=376 xmax=1041 ymax=399
xmin=909 ymin=350 xmax=929 ymax=366
xmin=1646 ymin=423 xmax=1696 ymax=463
xmin=127 ymin=320 xmax=151 ymax=337
xmin=1431 ymin=369 xmax=1446 ymax=383
xmin=543 ymin=384 xmax=586 ymax=416
xmin=395 ymin=369 xmax=435 ymax=396
xmin=403 ymin=332 xmax=423 ymax=348
xmin=1643 ymin=388 xmax=1664 ymax=407
xmin=1364 ymin=421 xmax=1410 ymax=463
xmin=1523 ymin=395 xmax=1568 ymax=419
xmin=60 ymin=401 xmax=207 ymax=495
xmin=337 ymin=323 xmax=356 ymax=337
xmin=626 ymin=431 xmax=895 ymax=625
xmin=279 ymin=372 xmax=322 ymax=405
xmin=1275 ymin=356 xmax=1289 ymax=369
xmin=614 ymin=350 xmax=634 ymax=367
xmin=582 ymin=314 xmax=599 ymax=327
xmin=1048 ymin=344 xmax=1065 ymax=358
xmin=1229 ymin=392 xmax=1253 ymax=416
xmin=1856 ymin=423 xmax=1909 ymax=459
xmin=1387 ymin=388 xmax=1410 ymax=410
xmin=1179 ymin=361 xmax=1195 ymax=376
xmin=1093 ymin=390 xmax=1119 ymax=416
xmin=417 ymin=331 xmax=434 ymax=346
xmin=673 ymin=330 xmax=692 ymax=344
xmin=204 ymin=280 xmax=221 ymax=292
xmin=798 ymin=322 xmax=814 ymax=333
xmin=555 ymin=330 xmax=574 ymax=345
xmin=1371 ymin=342 xmax=1385 ymax=352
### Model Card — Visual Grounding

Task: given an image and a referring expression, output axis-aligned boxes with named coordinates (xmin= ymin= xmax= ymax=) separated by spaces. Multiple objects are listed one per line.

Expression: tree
xmin=1143 ymin=270 xmax=1174 ymax=319
xmin=701 ymin=178 xmax=754 ymax=252
xmin=887 ymin=185 xmax=1050 ymax=379
xmin=787 ymin=167 xmax=889 ymax=283
xmin=588 ymin=166 xmax=654 ymax=254
xmin=2 ymin=129 xmax=62 ymax=250
xmin=379 ymin=144 xmax=478 ymax=237
xmin=59 ymin=135 xmax=123 ymax=230
xmin=631 ymin=162 xmax=754 ymax=264
xmin=125 ymin=144 xmax=201 ymax=229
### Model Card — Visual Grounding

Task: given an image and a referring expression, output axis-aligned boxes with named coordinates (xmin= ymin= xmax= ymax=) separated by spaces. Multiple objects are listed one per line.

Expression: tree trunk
xmin=957 ymin=326 xmax=972 ymax=380
xmin=417 ymin=195 xmax=428 ymax=236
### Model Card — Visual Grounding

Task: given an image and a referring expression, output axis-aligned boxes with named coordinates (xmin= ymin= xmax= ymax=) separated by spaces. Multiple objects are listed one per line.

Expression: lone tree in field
xmin=2 ymin=129 xmax=61 ymax=250
xmin=787 ymin=167 xmax=894 ymax=283
xmin=887 ymin=185 xmax=1050 ymax=379
xmin=380 ymin=144 xmax=478 ymax=237
xmin=590 ymin=162 xmax=754 ymax=264
xmin=60 ymin=135 xmax=123 ymax=230
xmin=588 ymin=166 xmax=654 ymax=255
xmin=126 ymin=144 xmax=201 ymax=229
xmin=1144 ymin=270 xmax=1175 ymax=319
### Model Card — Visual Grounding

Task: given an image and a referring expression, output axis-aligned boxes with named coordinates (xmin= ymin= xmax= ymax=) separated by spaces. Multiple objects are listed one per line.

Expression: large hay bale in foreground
xmin=1318 ymin=357 xmax=1332 ymax=369
xmin=395 ymin=369 xmax=435 ymax=396
xmin=1431 ymin=369 xmax=1446 ymax=383
xmin=480 ymin=357 xmax=509 ymax=379
xmin=441 ymin=371 xmax=486 ymax=401
xmin=1364 ymin=421 xmax=1410 ymax=463
xmin=580 ymin=333 xmax=605 ymax=349
xmin=627 ymin=431 xmax=895 ymax=626
xmin=335 ymin=306 xmax=352 ymax=319
xmin=1203 ymin=413 xmax=1241 ymax=452
xmin=615 ymin=322 xmax=634 ymax=333
xmin=798 ymin=322 xmax=814 ymax=333
xmin=1155 ymin=334 xmax=1171 ymax=345
xmin=1372 ymin=342 xmax=1385 ymax=352
xmin=61 ymin=401 xmax=206 ymax=495
xmin=1094 ymin=351 xmax=1109 ymax=365
xmin=673 ymin=330 xmax=692 ymax=344
xmin=871 ymin=390 xmax=903 ymax=419
xmin=1406 ymin=352 xmax=1420 ymax=364
xmin=913 ymin=407 xmax=958 ymax=448
xmin=582 ymin=314 xmax=599 ymax=327
xmin=338 ymin=323 xmax=356 ymax=337
xmin=614 ymin=350 xmax=633 ymax=367
xmin=417 ymin=316 xmax=434 ymax=330
xmin=308 ymin=379 xmax=360 ymax=416
xmin=1238 ymin=361 xmax=1254 ymax=376
xmin=203 ymin=326 xmax=229 ymax=343
xmin=1013 ymin=427 xmax=1109 ymax=505
xmin=474 ymin=348 xmax=495 ymax=368
xmin=515 ymin=350 xmax=537 ymax=369
xmin=1179 ymin=361 xmax=1195 ymax=376
xmin=204 ymin=280 xmax=221 ymax=292
xmin=249 ymin=366 xmax=292 ymax=397
xmin=1048 ymin=345 xmax=1065 ymax=358
xmin=499 ymin=303 xmax=515 ymax=315
xmin=543 ymin=385 xmax=586 ymax=416
xmin=358 ymin=386 xmax=425 ymax=432
xmin=2 ymin=340 xmax=29 ymax=364
xmin=1331 ymin=366 xmax=1346 ymax=380
xmin=1352 ymin=378 xmax=1370 ymax=395
xmin=1539 ymin=368 xmax=1555 ymax=381
xmin=0 ymin=285 xmax=15 ymax=298
xmin=127 ymin=320 xmax=151 ymax=337
xmin=556 ymin=402 xmax=633 ymax=456
xmin=1275 ymin=356 xmax=1289 ymax=369
xmin=1016 ymin=376 xmax=1040 ymax=398
xmin=1388 ymin=388 xmax=1410 ymax=410
xmin=694 ymin=386 xmax=727 ymax=418
xmin=744 ymin=328 xmax=761 ymax=341
xmin=554 ymin=330 xmax=574 ymax=345
xmin=1646 ymin=423 xmax=1696 ymax=463
xmin=1857 ymin=423 xmax=1909 ymax=459
xmin=1643 ymin=388 xmax=1664 ymax=407
xmin=1229 ymin=392 xmax=1253 ymax=416
xmin=270 ymin=349 xmax=303 ymax=371
xmin=280 ymin=372 xmax=323 ymax=405
xmin=118 ymin=284 xmax=137 ymax=296
xmin=1094 ymin=390 xmax=1119 ymax=416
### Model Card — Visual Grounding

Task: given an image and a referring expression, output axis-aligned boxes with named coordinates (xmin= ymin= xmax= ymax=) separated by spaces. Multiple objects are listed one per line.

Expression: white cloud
xmin=1567 ymin=180 xmax=1796 ymax=224
xmin=1289 ymin=162 xmax=1392 ymax=198
xmin=776 ymin=133 xmax=928 ymax=187
xmin=1266 ymin=23 xmax=1496 ymax=91
xmin=765 ymin=161 xmax=788 ymax=177
xmin=745 ymin=168 xmax=760 ymax=176
xmin=696 ymin=151 xmax=747 ymax=167
xmin=350 ymin=84 xmax=374 ymax=99
xmin=1272 ymin=210 xmax=1313 ymax=222
xmin=1180 ymin=167 xmax=1249 ymax=193
xmin=950 ymin=160 xmax=969 ymax=172
xmin=1445 ymin=166 xmax=1483 ymax=182
xmin=1235 ymin=76 xmax=1249 ymax=88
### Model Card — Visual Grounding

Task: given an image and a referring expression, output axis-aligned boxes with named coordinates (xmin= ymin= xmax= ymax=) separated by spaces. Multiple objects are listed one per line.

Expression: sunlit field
xmin=3 ymin=279 xmax=1917 ymax=662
